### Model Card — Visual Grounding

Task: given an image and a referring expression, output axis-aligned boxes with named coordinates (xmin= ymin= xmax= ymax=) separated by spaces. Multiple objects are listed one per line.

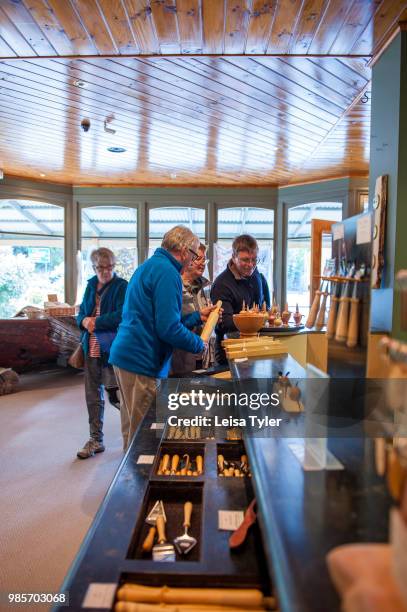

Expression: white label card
xmin=137 ymin=454 xmax=155 ymax=464
xmin=150 ymin=422 xmax=165 ymax=430
xmin=332 ymin=223 xmax=344 ymax=241
xmin=218 ymin=510 xmax=244 ymax=531
xmin=356 ymin=214 xmax=372 ymax=244
xmin=82 ymin=583 xmax=117 ymax=608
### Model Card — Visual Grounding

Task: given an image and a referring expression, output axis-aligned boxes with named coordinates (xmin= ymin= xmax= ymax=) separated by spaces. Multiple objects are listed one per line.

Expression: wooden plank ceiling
xmin=0 ymin=0 xmax=405 ymax=57
xmin=0 ymin=0 xmax=405 ymax=186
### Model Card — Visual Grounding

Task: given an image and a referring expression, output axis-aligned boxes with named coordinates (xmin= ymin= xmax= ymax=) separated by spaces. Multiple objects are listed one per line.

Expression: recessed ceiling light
xmin=107 ymin=146 xmax=126 ymax=153
xmin=40 ymin=173 xmax=46 ymax=177
xmin=73 ymin=80 xmax=86 ymax=88
xmin=170 ymin=172 xmax=177 ymax=179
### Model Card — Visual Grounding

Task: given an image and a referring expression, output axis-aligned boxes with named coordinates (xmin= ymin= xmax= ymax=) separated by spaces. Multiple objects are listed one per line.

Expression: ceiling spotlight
xmin=73 ymin=80 xmax=86 ymax=88
xmin=40 ymin=173 xmax=46 ymax=177
xmin=170 ymin=172 xmax=177 ymax=179
xmin=107 ymin=147 xmax=126 ymax=153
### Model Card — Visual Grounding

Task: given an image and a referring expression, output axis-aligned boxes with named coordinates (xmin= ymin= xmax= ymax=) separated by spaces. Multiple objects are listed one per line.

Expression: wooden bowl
xmin=233 ymin=313 xmax=266 ymax=335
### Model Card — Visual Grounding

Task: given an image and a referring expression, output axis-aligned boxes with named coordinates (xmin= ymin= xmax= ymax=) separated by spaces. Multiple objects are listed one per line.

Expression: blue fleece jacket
xmin=109 ymin=248 xmax=204 ymax=378
xmin=77 ymin=274 xmax=128 ymax=361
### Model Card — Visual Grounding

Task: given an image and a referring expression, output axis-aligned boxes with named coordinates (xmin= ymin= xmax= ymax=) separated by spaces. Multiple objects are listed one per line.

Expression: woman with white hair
xmin=110 ymin=225 xmax=217 ymax=451
xmin=76 ymin=247 xmax=128 ymax=459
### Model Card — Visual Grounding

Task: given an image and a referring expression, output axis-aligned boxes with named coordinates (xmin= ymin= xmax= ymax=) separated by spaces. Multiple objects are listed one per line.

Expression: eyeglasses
xmin=193 ymin=256 xmax=210 ymax=264
xmin=188 ymin=248 xmax=199 ymax=262
xmin=93 ymin=264 xmax=115 ymax=272
xmin=236 ymin=256 xmax=260 ymax=265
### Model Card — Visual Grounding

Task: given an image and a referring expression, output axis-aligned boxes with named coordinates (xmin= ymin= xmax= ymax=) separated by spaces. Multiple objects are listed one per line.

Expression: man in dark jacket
xmin=76 ymin=247 xmax=128 ymax=459
xmin=211 ymin=234 xmax=270 ymax=363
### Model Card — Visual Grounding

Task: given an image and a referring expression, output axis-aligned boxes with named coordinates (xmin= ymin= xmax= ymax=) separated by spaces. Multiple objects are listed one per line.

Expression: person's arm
xmin=77 ymin=285 xmax=91 ymax=330
xmin=154 ymin=271 xmax=204 ymax=354
xmin=210 ymin=283 xmax=236 ymax=334
xmin=261 ymin=273 xmax=271 ymax=309
xmin=181 ymin=311 xmax=202 ymax=329
xmin=95 ymin=280 xmax=128 ymax=331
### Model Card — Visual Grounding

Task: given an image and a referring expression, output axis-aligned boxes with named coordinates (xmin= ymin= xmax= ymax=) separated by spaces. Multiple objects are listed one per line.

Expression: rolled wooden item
xmin=196 ymin=455 xmax=203 ymax=475
xmin=346 ymin=298 xmax=359 ymax=348
xmin=117 ymin=584 xmax=267 ymax=608
xmin=326 ymin=296 xmax=339 ymax=339
xmin=305 ymin=291 xmax=321 ymax=328
xmin=335 ymin=297 xmax=351 ymax=343
xmin=142 ymin=527 xmax=156 ymax=552
xmin=315 ymin=292 xmax=328 ymax=330
xmin=116 ymin=603 xmax=268 ymax=612
xmin=170 ymin=455 xmax=180 ymax=475
xmin=200 ymin=300 xmax=222 ymax=342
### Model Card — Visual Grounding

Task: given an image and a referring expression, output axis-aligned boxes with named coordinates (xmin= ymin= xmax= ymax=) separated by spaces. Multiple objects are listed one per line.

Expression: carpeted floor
xmin=0 ymin=368 xmax=123 ymax=611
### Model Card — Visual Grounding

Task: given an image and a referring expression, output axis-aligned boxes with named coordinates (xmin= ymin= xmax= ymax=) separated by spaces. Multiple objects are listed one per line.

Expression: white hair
xmin=161 ymin=225 xmax=199 ymax=253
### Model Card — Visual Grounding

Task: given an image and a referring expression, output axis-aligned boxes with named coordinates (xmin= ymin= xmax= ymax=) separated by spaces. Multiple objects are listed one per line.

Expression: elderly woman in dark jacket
xmin=76 ymin=247 xmax=128 ymax=459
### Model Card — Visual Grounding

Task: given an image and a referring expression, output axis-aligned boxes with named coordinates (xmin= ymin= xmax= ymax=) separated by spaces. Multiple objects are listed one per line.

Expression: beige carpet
xmin=0 ymin=368 xmax=123 ymax=611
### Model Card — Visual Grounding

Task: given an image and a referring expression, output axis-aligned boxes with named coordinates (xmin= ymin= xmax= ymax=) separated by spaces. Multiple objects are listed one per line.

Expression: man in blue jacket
xmin=211 ymin=234 xmax=270 ymax=364
xmin=110 ymin=225 xmax=216 ymax=451
xmin=76 ymin=248 xmax=128 ymax=459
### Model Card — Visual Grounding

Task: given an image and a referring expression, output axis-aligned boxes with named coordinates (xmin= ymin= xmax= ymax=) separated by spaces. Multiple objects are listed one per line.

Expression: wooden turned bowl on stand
xmin=233 ymin=313 xmax=267 ymax=337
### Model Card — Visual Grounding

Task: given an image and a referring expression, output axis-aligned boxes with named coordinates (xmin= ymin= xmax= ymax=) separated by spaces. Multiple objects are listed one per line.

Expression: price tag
xmin=218 ymin=510 xmax=244 ymax=531
xmin=150 ymin=423 xmax=165 ymax=430
xmin=82 ymin=583 xmax=117 ymax=608
xmin=332 ymin=223 xmax=344 ymax=241
xmin=356 ymin=213 xmax=372 ymax=244
xmin=136 ymin=454 xmax=155 ymax=465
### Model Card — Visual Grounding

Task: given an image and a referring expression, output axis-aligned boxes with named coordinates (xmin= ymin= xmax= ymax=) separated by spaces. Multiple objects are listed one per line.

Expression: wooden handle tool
xmin=326 ymin=296 xmax=339 ymax=339
xmin=180 ymin=454 xmax=190 ymax=476
xmin=346 ymin=297 xmax=359 ymax=348
xmin=201 ymin=300 xmax=222 ymax=342
xmin=315 ymin=292 xmax=328 ymax=330
xmin=335 ymin=297 xmax=350 ymax=342
xmin=196 ymin=455 xmax=203 ymax=475
xmin=217 ymin=454 xmax=224 ymax=472
xmin=170 ymin=455 xmax=180 ymax=475
xmin=142 ymin=526 xmax=156 ymax=552
xmin=305 ymin=290 xmax=321 ymax=328
xmin=161 ymin=454 xmax=170 ymax=474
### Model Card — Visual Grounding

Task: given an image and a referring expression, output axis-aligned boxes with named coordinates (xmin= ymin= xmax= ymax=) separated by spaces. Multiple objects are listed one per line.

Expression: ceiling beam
xmin=292 ymin=203 xmax=318 ymax=237
xmin=8 ymin=200 xmax=53 ymax=235
xmin=82 ymin=210 xmax=102 ymax=237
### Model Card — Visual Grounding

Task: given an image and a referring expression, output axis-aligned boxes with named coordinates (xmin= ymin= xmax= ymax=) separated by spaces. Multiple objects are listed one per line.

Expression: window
xmin=286 ymin=202 xmax=342 ymax=314
xmin=148 ymin=206 xmax=206 ymax=256
xmin=0 ymin=200 xmax=64 ymax=318
xmin=80 ymin=206 xmax=137 ymax=299
xmin=215 ymin=207 xmax=274 ymax=292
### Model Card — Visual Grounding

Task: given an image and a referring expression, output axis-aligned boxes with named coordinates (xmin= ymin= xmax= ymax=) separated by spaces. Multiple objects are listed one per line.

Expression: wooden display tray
xmin=57 ymin=407 xmax=271 ymax=611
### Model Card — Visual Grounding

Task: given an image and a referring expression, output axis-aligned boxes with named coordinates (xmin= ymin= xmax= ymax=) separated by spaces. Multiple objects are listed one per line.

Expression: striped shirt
xmin=88 ymin=293 xmax=101 ymax=358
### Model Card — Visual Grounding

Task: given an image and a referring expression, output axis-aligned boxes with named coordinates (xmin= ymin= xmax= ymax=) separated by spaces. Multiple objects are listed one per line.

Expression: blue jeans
xmin=84 ymin=356 xmax=117 ymax=442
